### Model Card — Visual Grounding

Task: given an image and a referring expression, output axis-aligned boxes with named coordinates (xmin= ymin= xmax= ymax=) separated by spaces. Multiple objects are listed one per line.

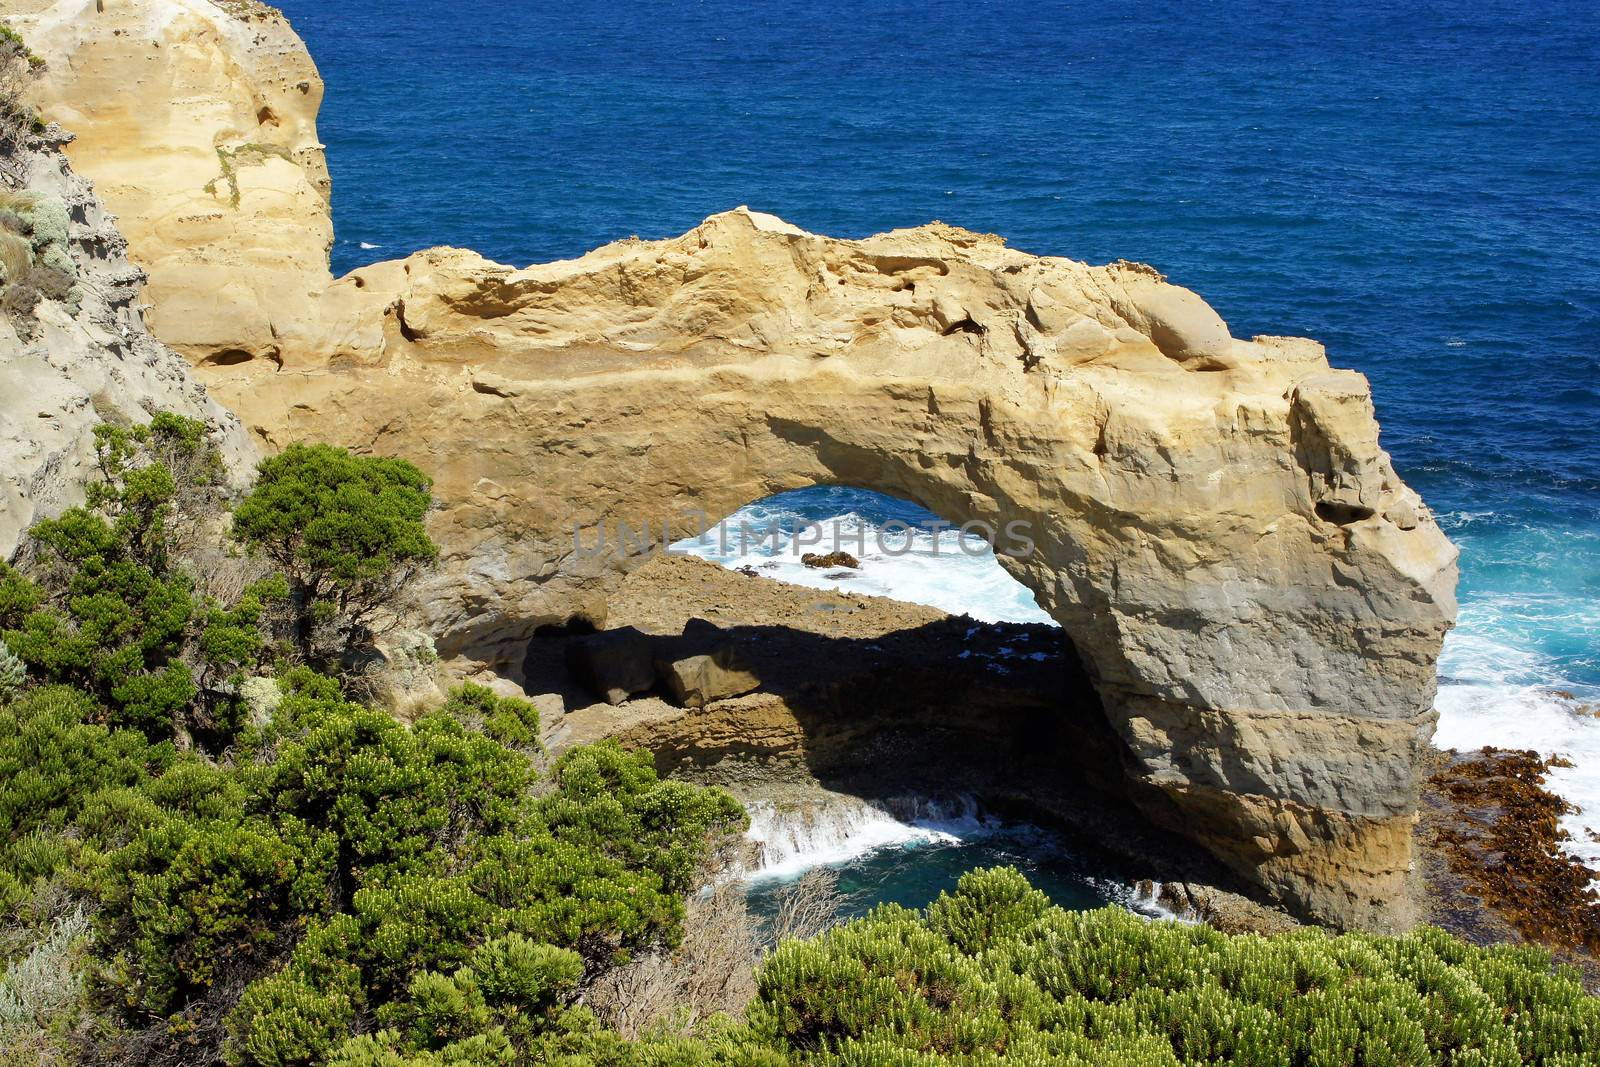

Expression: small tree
xmin=231 ymin=444 xmax=438 ymax=671
xmin=0 ymin=23 xmax=43 ymax=154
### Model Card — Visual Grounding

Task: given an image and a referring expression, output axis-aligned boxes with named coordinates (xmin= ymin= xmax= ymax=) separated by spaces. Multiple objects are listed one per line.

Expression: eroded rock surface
xmin=4 ymin=0 xmax=332 ymax=366
xmin=184 ymin=207 xmax=1455 ymax=931
xmin=0 ymin=128 xmax=253 ymax=556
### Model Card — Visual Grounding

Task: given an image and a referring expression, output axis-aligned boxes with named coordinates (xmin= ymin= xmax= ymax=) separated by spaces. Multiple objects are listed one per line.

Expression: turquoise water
xmin=276 ymin=1 xmax=1600 ymax=888
xmin=744 ymin=828 xmax=1120 ymax=935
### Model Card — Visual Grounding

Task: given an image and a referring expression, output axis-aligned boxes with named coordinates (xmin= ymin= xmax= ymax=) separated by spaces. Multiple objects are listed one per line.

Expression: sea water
xmin=275 ymin=0 xmax=1600 ymax=885
xmin=740 ymin=793 xmax=1170 ymax=931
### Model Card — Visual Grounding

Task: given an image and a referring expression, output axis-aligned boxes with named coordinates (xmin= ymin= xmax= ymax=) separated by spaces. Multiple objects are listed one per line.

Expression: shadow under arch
xmin=530 ymin=484 xmax=1263 ymax=912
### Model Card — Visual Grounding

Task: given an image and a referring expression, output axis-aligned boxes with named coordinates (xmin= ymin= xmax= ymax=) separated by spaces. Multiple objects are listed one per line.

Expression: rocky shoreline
xmin=519 ymin=553 xmax=1600 ymax=967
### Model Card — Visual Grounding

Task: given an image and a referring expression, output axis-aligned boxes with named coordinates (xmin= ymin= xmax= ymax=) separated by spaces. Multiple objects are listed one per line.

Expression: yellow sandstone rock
xmin=5 ymin=0 xmax=332 ymax=365
xmin=201 ymin=207 xmax=1456 ymax=932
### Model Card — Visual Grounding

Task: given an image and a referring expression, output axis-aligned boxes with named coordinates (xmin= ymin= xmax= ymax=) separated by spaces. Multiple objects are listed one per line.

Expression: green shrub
xmin=1 ymin=415 xmax=274 ymax=745
xmin=231 ymin=444 xmax=438 ymax=671
xmin=745 ymin=867 xmax=1600 ymax=1065
xmin=438 ymin=682 xmax=541 ymax=751
xmin=0 ymin=685 xmax=168 ymax=898
xmin=73 ymin=679 xmax=745 ymax=1066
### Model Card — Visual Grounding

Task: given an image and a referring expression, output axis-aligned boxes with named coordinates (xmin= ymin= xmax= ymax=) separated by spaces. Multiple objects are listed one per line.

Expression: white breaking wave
xmin=741 ymin=792 xmax=1182 ymax=920
xmin=743 ymin=794 xmax=990 ymax=882
xmin=675 ymin=506 xmax=1053 ymax=624
xmin=1434 ymin=626 xmax=1600 ymax=867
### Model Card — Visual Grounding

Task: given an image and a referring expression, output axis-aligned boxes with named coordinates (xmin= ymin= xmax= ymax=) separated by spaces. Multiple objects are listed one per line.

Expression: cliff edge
xmin=2 ymin=0 xmax=331 ymax=365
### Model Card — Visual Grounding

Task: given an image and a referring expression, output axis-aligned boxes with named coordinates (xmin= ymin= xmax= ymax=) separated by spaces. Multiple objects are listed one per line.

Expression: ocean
xmin=276 ymin=0 xmax=1600 ymax=879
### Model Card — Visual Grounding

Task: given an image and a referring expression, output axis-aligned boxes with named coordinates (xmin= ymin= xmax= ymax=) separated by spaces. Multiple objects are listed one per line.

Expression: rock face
xmin=563 ymin=618 xmax=761 ymax=709
xmin=3 ymin=0 xmax=332 ymax=366
xmin=652 ymin=619 xmax=761 ymax=709
xmin=7 ymin=2 xmax=1459 ymax=932
xmin=194 ymin=209 xmax=1456 ymax=931
xmin=0 ymin=127 xmax=254 ymax=557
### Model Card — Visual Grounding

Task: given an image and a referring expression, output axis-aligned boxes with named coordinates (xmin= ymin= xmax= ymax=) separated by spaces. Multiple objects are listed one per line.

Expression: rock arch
xmin=200 ymin=209 xmax=1457 ymax=932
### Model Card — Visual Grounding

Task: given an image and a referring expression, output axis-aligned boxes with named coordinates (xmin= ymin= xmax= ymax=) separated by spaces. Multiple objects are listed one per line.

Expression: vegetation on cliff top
xmin=2 ymin=413 xmax=1598 ymax=1066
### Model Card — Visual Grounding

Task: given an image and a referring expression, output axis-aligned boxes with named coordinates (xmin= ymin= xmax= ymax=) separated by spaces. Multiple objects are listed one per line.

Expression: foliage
xmin=438 ymin=681 xmax=542 ymax=752
xmin=0 ymin=187 xmax=79 ymax=329
xmin=746 ymin=866 xmax=1600 ymax=1065
xmin=0 ymin=906 xmax=89 ymax=1067
xmin=231 ymin=443 xmax=438 ymax=672
xmin=5 ymin=419 xmax=1600 ymax=1067
xmin=73 ymin=673 xmax=744 ymax=1066
xmin=0 ymin=686 xmax=167 ymax=883
xmin=0 ymin=21 xmax=43 ymax=154
xmin=0 ymin=637 xmax=22 ymax=703
xmin=0 ymin=414 xmax=274 ymax=745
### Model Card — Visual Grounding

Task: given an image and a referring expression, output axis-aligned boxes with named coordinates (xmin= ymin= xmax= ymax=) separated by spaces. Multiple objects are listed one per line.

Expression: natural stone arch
xmin=201 ymin=209 xmax=1458 ymax=932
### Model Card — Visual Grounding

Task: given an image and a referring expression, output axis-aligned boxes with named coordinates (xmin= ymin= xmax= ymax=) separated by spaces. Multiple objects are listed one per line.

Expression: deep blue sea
xmin=277 ymin=0 xmax=1600 ymax=881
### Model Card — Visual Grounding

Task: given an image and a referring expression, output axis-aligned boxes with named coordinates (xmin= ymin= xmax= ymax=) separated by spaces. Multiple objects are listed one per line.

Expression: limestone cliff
xmin=0 ymin=126 xmax=253 ymax=556
xmin=198 ymin=209 xmax=1455 ymax=932
xmin=5 ymin=1 xmax=1460 ymax=933
xmin=2 ymin=0 xmax=332 ymax=364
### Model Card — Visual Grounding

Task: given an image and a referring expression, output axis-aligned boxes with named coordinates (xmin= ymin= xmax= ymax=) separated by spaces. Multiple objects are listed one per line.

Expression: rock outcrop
xmin=7 ymin=1 xmax=1459 ymax=932
xmin=0 ymin=126 xmax=253 ymax=556
xmin=195 ymin=209 xmax=1455 ymax=931
xmin=3 ymin=0 xmax=332 ymax=366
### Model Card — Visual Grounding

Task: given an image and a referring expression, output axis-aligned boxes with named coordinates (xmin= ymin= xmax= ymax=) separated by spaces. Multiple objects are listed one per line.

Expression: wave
xmin=741 ymin=792 xmax=1180 ymax=920
xmin=1434 ymin=629 xmax=1600 ymax=867
xmin=743 ymin=794 xmax=992 ymax=882
xmin=673 ymin=493 xmax=1053 ymax=625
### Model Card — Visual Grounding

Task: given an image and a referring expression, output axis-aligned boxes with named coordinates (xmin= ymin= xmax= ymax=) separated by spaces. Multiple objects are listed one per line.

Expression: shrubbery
xmin=231 ymin=443 xmax=437 ymax=674
xmin=0 ymin=415 xmax=750 ymax=1065
xmin=0 ymin=413 xmax=272 ymax=745
xmin=745 ymin=867 xmax=1600 ymax=1065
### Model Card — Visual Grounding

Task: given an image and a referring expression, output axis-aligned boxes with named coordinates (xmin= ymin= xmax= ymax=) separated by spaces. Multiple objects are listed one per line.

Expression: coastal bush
xmin=6 ymin=415 xmax=1600 ymax=1066
xmin=70 ymin=668 xmax=745 ymax=1065
xmin=0 ymin=414 xmax=275 ymax=745
xmin=0 ymin=186 xmax=80 ymax=328
xmin=0 ymin=21 xmax=43 ymax=152
xmin=745 ymin=867 xmax=1600 ymax=1065
xmin=232 ymin=443 xmax=438 ymax=674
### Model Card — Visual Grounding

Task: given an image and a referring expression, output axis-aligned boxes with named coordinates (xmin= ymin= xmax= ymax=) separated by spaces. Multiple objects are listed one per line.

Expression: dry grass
xmin=584 ymin=851 xmax=849 ymax=1038
xmin=768 ymin=867 xmax=844 ymax=944
xmin=0 ymin=230 xmax=28 ymax=282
